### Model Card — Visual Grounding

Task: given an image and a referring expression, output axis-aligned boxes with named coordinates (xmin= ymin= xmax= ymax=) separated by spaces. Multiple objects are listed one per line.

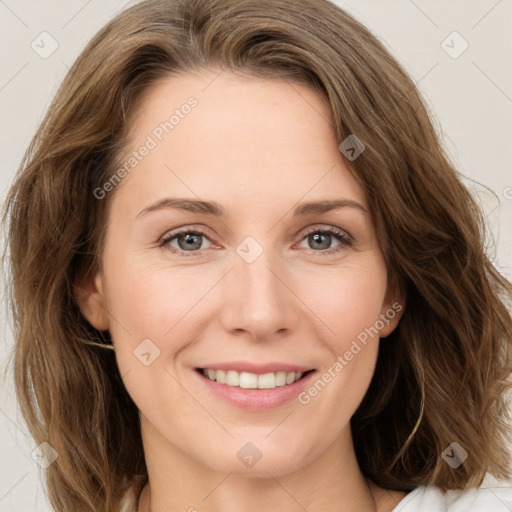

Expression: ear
xmin=378 ymin=279 xmax=405 ymax=338
xmin=74 ymin=272 xmax=110 ymax=331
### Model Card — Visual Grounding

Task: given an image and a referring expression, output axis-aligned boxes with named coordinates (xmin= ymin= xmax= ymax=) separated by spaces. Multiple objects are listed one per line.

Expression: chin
xmin=198 ymin=437 xmax=314 ymax=477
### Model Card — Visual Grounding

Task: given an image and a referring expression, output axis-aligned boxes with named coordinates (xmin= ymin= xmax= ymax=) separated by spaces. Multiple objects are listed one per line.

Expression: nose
xmin=219 ymin=245 xmax=300 ymax=342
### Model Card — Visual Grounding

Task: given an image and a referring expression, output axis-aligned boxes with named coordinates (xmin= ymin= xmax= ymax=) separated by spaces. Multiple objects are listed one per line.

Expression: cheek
xmin=295 ymin=267 xmax=385 ymax=431
xmin=101 ymin=255 xmax=226 ymax=407
xmin=293 ymin=259 xmax=388 ymax=349
xmin=103 ymin=256 xmax=216 ymax=341
xmin=102 ymin=262 xmax=205 ymax=422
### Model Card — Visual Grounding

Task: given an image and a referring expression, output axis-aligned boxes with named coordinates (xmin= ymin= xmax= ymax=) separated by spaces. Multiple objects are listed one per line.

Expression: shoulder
xmin=394 ymin=476 xmax=512 ymax=512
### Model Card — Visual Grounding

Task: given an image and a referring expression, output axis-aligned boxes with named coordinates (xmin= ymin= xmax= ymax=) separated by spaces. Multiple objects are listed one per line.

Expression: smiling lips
xmin=196 ymin=362 xmax=315 ymax=390
xmin=200 ymin=368 xmax=305 ymax=389
xmin=196 ymin=364 xmax=317 ymax=410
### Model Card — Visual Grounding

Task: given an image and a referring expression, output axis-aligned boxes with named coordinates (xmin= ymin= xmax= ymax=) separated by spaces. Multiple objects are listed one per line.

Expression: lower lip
xmin=195 ymin=370 xmax=317 ymax=411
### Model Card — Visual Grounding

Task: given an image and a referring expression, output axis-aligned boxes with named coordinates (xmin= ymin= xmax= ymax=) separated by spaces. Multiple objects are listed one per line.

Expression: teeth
xmin=258 ymin=372 xmax=276 ymax=389
xmin=201 ymin=369 xmax=305 ymax=389
xmin=276 ymin=371 xmax=287 ymax=386
xmin=226 ymin=370 xmax=239 ymax=386
xmin=239 ymin=372 xmax=257 ymax=389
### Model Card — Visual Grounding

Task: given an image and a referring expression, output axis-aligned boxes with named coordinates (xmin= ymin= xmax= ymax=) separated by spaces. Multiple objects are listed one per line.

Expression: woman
xmin=3 ymin=0 xmax=512 ymax=511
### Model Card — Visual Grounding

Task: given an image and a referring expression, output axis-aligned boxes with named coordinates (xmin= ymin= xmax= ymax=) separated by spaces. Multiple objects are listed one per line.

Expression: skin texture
xmin=78 ymin=70 xmax=407 ymax=512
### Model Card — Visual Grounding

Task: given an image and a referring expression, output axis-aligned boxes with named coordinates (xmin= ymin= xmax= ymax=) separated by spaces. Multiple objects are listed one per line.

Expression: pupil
xmin=311 ymin=233 xmax=330 ymax=250
xmin=180 ymin=233 xmax=200 ymax=250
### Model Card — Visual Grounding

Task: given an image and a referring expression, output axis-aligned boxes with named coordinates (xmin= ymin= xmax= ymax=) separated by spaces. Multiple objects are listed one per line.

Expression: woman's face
xmin=81 ymin=69 xmax=402 ymax=476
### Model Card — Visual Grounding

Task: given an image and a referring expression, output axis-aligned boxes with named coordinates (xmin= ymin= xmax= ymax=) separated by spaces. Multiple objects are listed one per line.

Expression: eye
xmin=296 ymin=226 xmax=352 ymax=255
xmin=159 ymin=225 xmax=352 ymax=257
xmin=160 ymin=228 xmax=213 ymax=255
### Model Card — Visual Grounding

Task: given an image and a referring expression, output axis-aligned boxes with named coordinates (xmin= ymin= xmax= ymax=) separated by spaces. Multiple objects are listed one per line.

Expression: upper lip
xmin=196 ymin=362 xmax=315 ymax=374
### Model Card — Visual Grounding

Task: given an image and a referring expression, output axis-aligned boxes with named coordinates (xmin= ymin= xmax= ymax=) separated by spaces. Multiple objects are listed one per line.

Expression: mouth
xmin=196 ymin=368 xmax=315 ymax=389
xmin=194 ymin=366 xmax=317 ymax=411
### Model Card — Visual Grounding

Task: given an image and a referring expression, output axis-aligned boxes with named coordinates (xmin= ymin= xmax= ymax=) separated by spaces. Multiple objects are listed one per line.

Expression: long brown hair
xmin=3 ymin=0 xmax=512 ymax=510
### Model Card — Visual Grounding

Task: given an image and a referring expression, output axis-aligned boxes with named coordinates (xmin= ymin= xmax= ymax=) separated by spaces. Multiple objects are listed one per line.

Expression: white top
xmin=391 ymin=482 xmax=512 ymax=511
xmin=119 ymin=479 xmax=512 ymax=511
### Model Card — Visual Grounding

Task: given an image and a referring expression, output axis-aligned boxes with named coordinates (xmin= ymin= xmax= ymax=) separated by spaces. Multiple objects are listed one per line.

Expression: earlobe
xmin=74 ymin=272 xmax=110 ymax=331
xmin=378 ymin=284 xmax=406 ymax=338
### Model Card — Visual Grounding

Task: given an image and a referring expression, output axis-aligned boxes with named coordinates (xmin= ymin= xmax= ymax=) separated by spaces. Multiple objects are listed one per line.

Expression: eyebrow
xmin=136 ymin=197 xmax=368 ymax=218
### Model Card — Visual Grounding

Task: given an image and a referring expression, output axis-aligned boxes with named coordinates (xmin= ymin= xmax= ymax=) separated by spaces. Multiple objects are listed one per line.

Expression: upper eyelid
xmin=161 ymin=225 xmax=213 ymax=242
xmin=300 ymin=224 xmax=351 ymax=238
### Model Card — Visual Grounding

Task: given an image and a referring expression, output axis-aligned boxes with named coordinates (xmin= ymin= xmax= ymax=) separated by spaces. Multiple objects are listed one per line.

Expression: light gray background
xmin=1 ymin=0 xmax=511 ymax=510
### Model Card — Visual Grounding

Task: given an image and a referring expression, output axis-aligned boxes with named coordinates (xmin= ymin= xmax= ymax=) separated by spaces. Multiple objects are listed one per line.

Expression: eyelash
xmin=159 ymin=225 xmax=352 ymax=257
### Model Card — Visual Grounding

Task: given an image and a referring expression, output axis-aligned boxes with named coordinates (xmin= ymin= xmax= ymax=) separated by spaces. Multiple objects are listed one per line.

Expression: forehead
xmin=109 ymin=69 xmax=367 ymax=217
xmin=129 ymin=69 xmax=334 ymax=147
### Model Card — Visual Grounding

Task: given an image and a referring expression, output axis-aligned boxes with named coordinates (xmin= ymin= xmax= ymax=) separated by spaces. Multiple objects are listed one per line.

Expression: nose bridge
xmin=221 ymin=235 xmax=297 ymax=340
xmin=236 ymin=239 xmax=284 ymax=312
